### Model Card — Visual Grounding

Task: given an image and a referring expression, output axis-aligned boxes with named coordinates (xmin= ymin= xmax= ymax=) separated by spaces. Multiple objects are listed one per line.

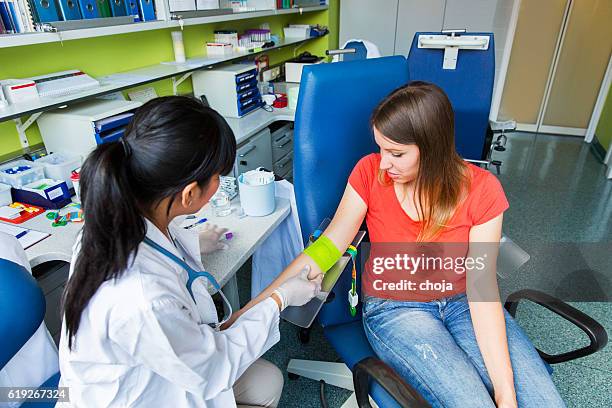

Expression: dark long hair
xmin=371 ymin=81 xmax=470 ymax=241
xmin=62 ymin=96 xmax=236 ymax=349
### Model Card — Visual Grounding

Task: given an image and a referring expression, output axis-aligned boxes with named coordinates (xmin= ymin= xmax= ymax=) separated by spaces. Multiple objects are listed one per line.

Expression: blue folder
xmin=58 ymin=0 xmax=82 ymax=20
xmin=78 ymin=0 xmax=99 ymax=19
xmin=137 ymin=0 xmax=155 ymax=21
xmin=7 ymin=1 xmax=22 ymax=32
xmin=109 ymin=0 xmax=126 ymax=16
xmin=0 ymin=1 xmax=16 ymax=33
xmin=30 ymin=0 xmax=61 ymax=23
xmin=124 ymin=0 xmax=139 ymax=20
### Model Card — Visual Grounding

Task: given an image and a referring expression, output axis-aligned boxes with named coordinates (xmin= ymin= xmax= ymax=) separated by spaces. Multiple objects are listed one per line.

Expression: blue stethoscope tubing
xmin=143 ymin=236 xmax=233 ymax=329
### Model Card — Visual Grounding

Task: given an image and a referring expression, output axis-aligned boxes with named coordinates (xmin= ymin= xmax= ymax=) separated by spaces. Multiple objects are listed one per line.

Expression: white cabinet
xmin=234 ymin=122 xmax=294 ymax=181
xmin=443 ymin=0 xmax=498 ymax=32
xmin=393 ymin=0 xmax=445 ymax=57
xmin=271 ymin=123 xmax=294 ymax=179
xmin=339 ymin=0 xmax=399 ymax=56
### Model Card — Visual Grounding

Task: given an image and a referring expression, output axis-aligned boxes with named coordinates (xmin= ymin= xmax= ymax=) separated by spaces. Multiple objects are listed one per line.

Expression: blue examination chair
xmin=288 ymin=52 xmax=608 ymax=407
xmin=0 ymin=259 xmax=60 ymax=408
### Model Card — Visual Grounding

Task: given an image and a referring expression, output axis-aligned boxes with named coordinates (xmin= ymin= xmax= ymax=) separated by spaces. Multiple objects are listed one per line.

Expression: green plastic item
xmin=304 ymin=235 xmax=342 ymax=274
xmin=96 ymin=0 xmax=112 ymax=18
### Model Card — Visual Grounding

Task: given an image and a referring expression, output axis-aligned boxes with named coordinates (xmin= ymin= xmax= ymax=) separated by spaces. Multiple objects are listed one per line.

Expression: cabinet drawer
xmin=283 ymin=169 xmax=293 ymax=181
xmin=236 ymin=128 xmax=273 ymax=176
xmin=236 ymin=70 xmax=257 ymax=84
xmin=271 ymin=128 xmax=293 ymax=162
xmin=236 ymin=80 xmax=257 ymax=93
xmin=273 ymin=151 xmax=293 ymax=178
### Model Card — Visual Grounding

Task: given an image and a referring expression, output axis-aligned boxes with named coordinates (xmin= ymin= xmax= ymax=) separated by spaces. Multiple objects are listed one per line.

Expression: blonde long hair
xmin=372 ymin=81 xmax=470 ymax=241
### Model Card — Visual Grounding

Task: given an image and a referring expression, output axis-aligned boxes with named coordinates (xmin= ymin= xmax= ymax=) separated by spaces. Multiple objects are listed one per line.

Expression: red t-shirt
xmin=348 ymin=153 xmax=509 ymax=301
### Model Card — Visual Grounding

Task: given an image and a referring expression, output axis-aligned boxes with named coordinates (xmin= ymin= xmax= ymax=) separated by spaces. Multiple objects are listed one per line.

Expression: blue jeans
xmin=363 ymin=293 xmax=566 ymax=408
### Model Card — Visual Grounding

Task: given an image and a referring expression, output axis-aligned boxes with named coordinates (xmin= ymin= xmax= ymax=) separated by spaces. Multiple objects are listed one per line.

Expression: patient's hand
xmin=306 ymin=263 xmax=324 ymax=280
xmin=220 ymin=309 xmax=243 ymax=330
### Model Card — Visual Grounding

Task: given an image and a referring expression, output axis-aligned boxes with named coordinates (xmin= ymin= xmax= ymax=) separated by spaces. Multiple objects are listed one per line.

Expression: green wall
xmin=595 ymin=85 xmax=612 ymax=152
xmin=0 ymin=0 xmax=339 ymax=157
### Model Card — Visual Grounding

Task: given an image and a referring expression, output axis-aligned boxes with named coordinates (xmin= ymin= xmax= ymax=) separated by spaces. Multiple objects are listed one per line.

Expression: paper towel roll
xmin=171 ymin=31 xmax=186 ymax=63
xmin=288 ymin=85 xmax=300 ymax=110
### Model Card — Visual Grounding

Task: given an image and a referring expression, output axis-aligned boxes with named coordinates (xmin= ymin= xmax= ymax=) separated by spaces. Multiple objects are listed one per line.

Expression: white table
xmin=3 ymin=197 xmax=290 ymax=310
xmin=187 ymin=197 xmax=291 ymax=309
xmin=2 ymin=106 xmax=296 ymax=309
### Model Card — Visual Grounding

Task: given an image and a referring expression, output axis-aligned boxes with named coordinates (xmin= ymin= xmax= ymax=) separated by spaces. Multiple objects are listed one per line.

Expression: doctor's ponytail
xmin=62 ymin=96 xmax=236 ymax=349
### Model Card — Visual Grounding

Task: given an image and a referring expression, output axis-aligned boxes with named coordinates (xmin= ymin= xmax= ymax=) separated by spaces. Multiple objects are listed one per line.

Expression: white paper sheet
xmin=0 ymin=223 xmax=50 ymax=250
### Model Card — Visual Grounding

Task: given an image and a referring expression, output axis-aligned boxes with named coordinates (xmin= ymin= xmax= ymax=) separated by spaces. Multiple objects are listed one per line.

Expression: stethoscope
xmin=143 ymin=236 xmax=233 ymax=330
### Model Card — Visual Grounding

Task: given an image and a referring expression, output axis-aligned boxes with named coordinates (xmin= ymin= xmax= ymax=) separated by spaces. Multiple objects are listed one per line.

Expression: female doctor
xmin=58 ymin=96 xmax=322 ymax=408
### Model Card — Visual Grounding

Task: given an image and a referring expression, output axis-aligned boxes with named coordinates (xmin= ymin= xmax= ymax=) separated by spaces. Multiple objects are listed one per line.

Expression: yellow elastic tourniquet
xmin=303 ymin=235 xmax=342 ymax=273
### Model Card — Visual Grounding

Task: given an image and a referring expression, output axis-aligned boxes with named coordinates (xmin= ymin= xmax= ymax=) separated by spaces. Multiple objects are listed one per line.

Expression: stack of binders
xmin=275 ymin=0 xmax=293 ymax=9
xmin=0 ymin=0 xmax=157 ymax=32
xmin=0 ymin=0 xmax=36 ymax=33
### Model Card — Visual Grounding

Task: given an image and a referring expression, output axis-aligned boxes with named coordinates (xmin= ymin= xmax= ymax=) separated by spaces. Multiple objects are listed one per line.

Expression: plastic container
xmin=206 ymin=43 xmax=233 ymax=56
xmin=0 ymin=160 xmax=45 ymax=188
xmin=171 ymin=31 xmax=186 ymax=63
xmin=210 ymin=190 xmax=231 ymax=217
xmin=238 ymin=174 xmax=275 ymax=217
xmin=35 ymin=153 xmax=81 ymax=189
xmin=288 ymin=85 xmax=300 ymax=110
xmin=283 ymin=26 xmax=310 ymax=39
xmin=13 ymin=178 xmax=71 ymax=209
xmin=0 ymin=182 xmax=12 ymax=206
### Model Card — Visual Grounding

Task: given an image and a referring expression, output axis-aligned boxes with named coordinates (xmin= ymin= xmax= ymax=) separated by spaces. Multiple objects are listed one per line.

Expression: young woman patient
xmin=232 ymin=82 xmax=566 ymax=408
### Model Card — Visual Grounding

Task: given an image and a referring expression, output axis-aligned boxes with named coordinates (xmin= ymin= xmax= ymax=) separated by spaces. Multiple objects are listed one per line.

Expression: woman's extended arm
xmin=466 ymin=213 xmax=517 ymax=408
xmin=224 ymin=184 xmax=367 ymax=327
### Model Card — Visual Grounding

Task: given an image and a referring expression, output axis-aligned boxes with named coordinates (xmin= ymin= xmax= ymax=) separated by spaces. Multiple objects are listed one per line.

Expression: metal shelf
xmin=0 ymin=6 xmax=328 ymax=48
xmin=0 ymin=35 xmax=326 ymax=123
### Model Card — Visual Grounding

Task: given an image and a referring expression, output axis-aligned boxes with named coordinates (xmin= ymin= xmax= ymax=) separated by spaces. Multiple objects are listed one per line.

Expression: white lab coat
xmin=57 ymin=219 xmax=280 ymax=408
xmin=0 ymin=233 xmax=59 ymax=408
xmin=251 ymin=180 xmax=304 ymax=298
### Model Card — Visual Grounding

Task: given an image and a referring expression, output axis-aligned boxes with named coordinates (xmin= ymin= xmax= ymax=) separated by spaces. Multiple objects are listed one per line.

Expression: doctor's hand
xmin=273 ymin=265 xmax=323 ymax=311
xmin=198 ymin=224 xmax=229 ymax=254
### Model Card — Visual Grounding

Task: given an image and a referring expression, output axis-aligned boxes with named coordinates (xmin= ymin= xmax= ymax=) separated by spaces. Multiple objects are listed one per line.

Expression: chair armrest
xmin=504 ymin=289 xmax=608 ymax=364
xmin=352 ymin=357 xmax=430 ymax=408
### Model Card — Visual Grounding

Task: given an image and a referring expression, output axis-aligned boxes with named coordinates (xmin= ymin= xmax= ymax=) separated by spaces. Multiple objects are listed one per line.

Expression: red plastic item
xmin=273 ymin=94 xmax=288 ymax=108
xmin=0 ymin=202 xmax=45 ymax=224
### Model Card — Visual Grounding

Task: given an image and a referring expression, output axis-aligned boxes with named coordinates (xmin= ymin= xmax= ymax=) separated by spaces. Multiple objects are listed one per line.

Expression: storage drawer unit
xmin=33 ymin=261 xmax=70 ymax=346
xmin=192 ymin=63 xmax=264 ymax=118
xmin=37 ymin=99 xmax=142 ymax=160
xmin=273 ymin=151 xmax=293 ymax=179
xmin=236 ymin=128 xmax=273 ymax=176
xmin=271 ymin=123 xmax=293 ymax=162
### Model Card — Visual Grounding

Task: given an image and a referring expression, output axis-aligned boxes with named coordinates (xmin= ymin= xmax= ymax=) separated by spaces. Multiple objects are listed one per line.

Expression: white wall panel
xmin=393 ymin=0 xmax=445 ymax=56
xmin=443 ymin=0 xmax=497 ymax=31
xmin=339 ymin=0 xmax=399 ymax=56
